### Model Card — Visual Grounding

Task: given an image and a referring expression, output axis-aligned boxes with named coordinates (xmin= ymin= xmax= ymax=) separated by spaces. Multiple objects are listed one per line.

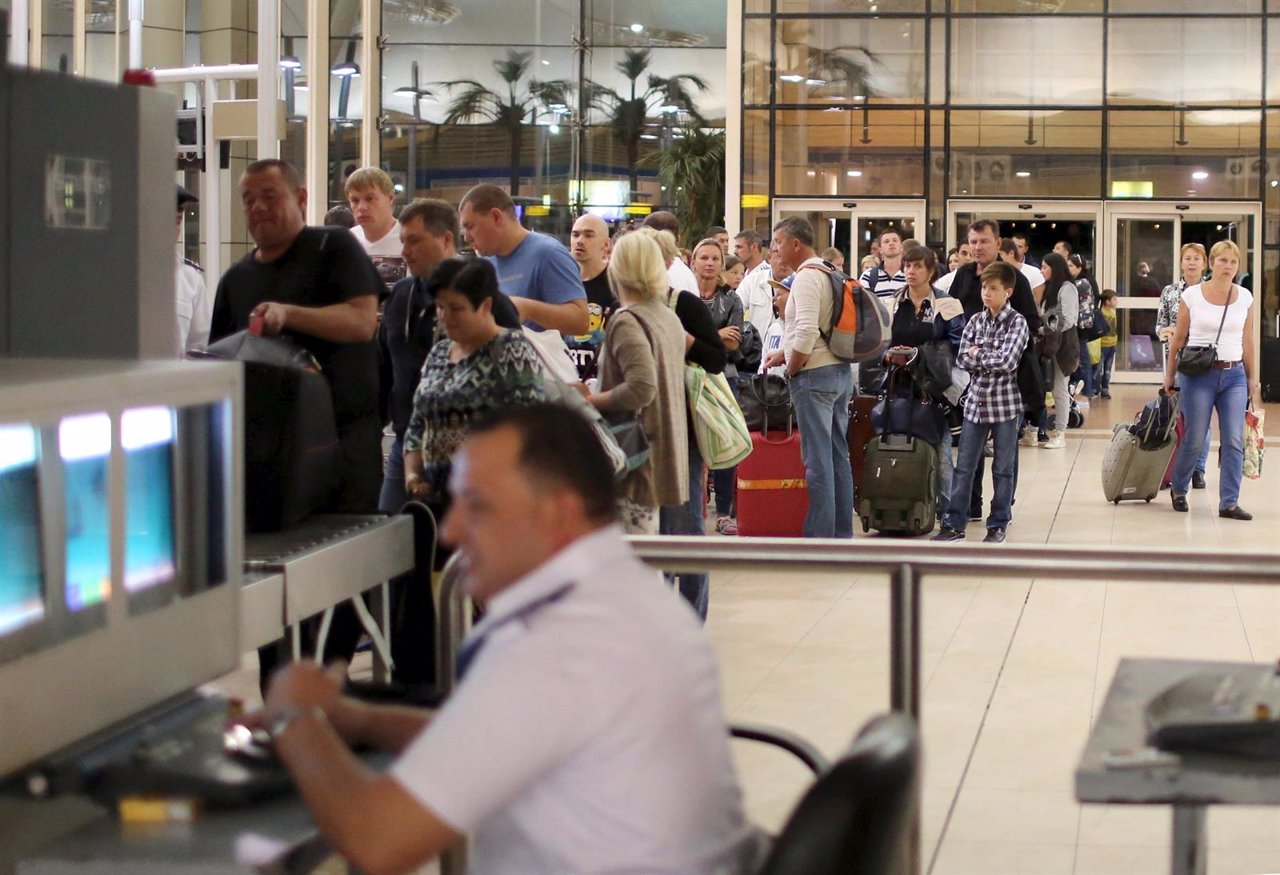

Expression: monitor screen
xmin=0 ymin=424 xmax=45 ymax=635
xmin=121 ymin=407 xmax=176 ymax=594
xmin=60 ymin=413 xmax=111 ymax=611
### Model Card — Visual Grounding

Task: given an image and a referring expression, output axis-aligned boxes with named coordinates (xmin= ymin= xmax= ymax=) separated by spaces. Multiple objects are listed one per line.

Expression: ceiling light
xmin=806 ymin=78 xmax=827 ymax=87
xmin=1015 ymin=171 xmax=1031 ymax=178
xmin=658 ymin=104 xmax=681 ymax=113
xmin=549 ymin=123 xmax=561 ymax=134
xmin=806 ymin=170 xmax=817 ymax=177
xmin=852 ymin=94 xmax=866 ymax=102
xmin=1191 ymin=171 xmax=1209 ymax=180
xmin=1271 ymin=179 xmax=1279 ymax=188
xmin=779 ymin=74 xmax=805 ymax=83
xmin=847 ymin=170 xmax=862 ymax=177
xmin=823 ymin=107 xmax=843 ymax=113
xmin=640 ymin=133 xmax=658 ymax=140
xmin=332 ymin=42 xmax=360 ymax=78
xmin=541 ymin=59 xmax=550 ymax=66
xmin=630 ymin=22 xmax=644 ymax=33
xmin=279 ymin=55 xmax=301 ymax=70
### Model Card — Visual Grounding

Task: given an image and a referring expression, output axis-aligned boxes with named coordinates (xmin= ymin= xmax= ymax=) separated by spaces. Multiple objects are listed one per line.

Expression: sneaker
xmin=982 ymin=443 xmax=994 ymax=458
xmin=932 ymin=527 xmax=965 ymax=542
xmin=1019 ymin=430 xmax=1038 ymax=448
xmin=1044 ymin=430 xmax=1066 ymax=449
xmin=1100 ymin=390 xmax=1111 ymax=400
xmin=983 ymin=527 xmax=1006 ymax=543
xmin=715 ymin=516 xmax=739 ymax=535
xmin=968 ymin=510 xmax=983 ymax=522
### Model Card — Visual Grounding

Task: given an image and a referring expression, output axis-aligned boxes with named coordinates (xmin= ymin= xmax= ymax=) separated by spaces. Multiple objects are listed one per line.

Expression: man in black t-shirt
xmin=211 ymin=158 xmax=383 ymax=513
xmin=211 ymin=159 xmax=382 ymax=687
xmin=566 ymin=214 xmax=618 ymax=382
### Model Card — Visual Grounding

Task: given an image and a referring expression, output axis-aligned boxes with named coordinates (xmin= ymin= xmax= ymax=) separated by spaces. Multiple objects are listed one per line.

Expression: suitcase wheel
xmin=1145 ymin=497 xmax=1152 ymax=503
xmin=1113 ymin=498 xmax=1120 ymax=505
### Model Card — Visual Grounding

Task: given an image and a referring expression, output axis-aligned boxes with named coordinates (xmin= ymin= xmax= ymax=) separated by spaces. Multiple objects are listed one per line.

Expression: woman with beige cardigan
xmin=583 ymin=232 xmax=689 ymax=534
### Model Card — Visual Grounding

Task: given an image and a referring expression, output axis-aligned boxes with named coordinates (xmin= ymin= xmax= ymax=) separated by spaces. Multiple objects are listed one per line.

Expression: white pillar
xmin=257 ymin=0 xmax=280 ymax=160
xmin=725 ymin=0 xmax=743 ymax=231
xmin=127 ymin=0 xmax=143 ymax=69
xmin=305 ymin=0 xmax=330 ymax=224
xmin=9 ymin=0 xmax=30 ymax=66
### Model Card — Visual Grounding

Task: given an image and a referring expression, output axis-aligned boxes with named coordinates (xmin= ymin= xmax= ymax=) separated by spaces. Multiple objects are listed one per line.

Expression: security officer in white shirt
xmin=261 ymin=404 xmax=765 ymax=875
xmin=174 ymin=185 xmax=211 ymax=354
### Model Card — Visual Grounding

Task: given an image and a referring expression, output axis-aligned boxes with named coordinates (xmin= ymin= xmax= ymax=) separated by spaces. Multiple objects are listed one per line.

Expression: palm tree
xmin=434 ymin=50 xmax=573 ymax=196
xmin=648 ymin=124 xmax=725 ymax=241
xmin=589 ymin=48 xmax=709 ymax=195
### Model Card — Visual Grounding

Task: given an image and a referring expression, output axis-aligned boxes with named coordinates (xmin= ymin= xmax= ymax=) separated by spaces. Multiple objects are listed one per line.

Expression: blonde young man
xmin=346 ymin=167 xmax=406 ymax=288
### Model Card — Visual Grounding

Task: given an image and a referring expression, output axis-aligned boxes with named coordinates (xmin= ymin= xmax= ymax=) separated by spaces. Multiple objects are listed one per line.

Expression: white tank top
xmin=1182 ymin=284 xmax=1252 ymax=363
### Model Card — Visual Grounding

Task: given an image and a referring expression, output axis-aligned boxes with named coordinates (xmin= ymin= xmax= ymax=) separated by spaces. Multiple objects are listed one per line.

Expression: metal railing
xmin=433 ymin=537 xmax=1280 ymax=875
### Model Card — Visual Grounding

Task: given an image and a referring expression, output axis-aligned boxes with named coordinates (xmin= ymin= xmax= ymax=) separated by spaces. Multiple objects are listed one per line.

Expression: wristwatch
xmin=269 ymin=705 xmax=326 ymax=742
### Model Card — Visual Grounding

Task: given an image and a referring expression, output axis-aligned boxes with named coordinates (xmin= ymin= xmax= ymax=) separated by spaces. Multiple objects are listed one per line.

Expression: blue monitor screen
xmin=60 ymin=414 xmax=111 ymax=611
xmin=0 ymin=424 xmax=44 ymax=635
xmin=122 ymin=407 xmax=176 ymax=593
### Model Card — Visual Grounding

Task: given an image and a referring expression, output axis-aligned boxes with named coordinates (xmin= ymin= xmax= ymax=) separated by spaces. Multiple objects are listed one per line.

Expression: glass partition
xmin=1108 ymin=110 xmax=1262 ymax=200
xmin=949 ymin=110 xmax=1102 ymax=198
xmin=1108 ymin=18 xmax=1262 ymax=107
xmin=773 ymin=18 xmax=925 ymax=105
xmin=775 ymin=108 xmax=926 ymax=197
xmin=328 ymin=0 xmax=363 ymax=212
xmin=41 ymin=0 xmax=72 ymax=72
xmin=950 ymin=17 xmax=1103 ymax=106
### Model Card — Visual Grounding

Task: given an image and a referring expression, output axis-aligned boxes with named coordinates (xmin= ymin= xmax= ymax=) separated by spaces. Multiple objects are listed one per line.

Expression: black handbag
xmin=1177 ymin=289 xmax=1232 ymax=377
xmin=740 ymin=372 xmax=794 ymax=433
xmin=1017 ymin=349 xmax=1046 ymax=415
xmin=912 ymin=339 xmax=954 ymax=398
xmin=871 ymin=368 xmax=947 ymax=446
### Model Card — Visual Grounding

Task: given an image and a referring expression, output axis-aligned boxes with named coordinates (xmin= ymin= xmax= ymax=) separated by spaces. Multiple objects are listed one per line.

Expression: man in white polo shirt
xmin=261 ymin=405 xmax=764 ymax=875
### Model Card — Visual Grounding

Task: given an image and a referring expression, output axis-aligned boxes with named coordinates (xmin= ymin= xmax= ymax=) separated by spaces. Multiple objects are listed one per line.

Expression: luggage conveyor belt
xmin=241 ymin=515 xmax=415 ymax=678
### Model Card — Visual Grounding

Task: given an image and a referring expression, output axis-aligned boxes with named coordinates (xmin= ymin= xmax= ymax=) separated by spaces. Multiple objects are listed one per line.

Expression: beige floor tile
xmin=930 ymin=839 xmax=1077 ymax=875
xmin=1076 ymin=804 xmax=1172 ymax=847
xmin=1202 ymin=847 xmax=1280 ymax=874
xmin=945 ymin=787 xmax=1083 ymax=846
xmin=1208 ymin=806 xmax=1280 ymax=851
xmin=1072 ymin=842 xmax=1171 ymax=874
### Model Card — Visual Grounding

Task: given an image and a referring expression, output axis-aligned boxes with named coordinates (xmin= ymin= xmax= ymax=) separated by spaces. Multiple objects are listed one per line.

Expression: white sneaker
xmin=1044 ymin=430 xmax=1066 ymax=449
xmin=1019 ymin=430 xmax=1038 ymax=448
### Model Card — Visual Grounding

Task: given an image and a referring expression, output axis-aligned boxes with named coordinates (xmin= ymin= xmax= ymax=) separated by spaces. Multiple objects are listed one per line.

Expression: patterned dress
xmin=404 ymin=329 xmax=550 ymax=497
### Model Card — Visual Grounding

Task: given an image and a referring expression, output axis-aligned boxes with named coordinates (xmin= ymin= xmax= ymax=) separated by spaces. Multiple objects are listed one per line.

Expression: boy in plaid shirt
xmin=934 ymin=261 xmax=1029 ymax=543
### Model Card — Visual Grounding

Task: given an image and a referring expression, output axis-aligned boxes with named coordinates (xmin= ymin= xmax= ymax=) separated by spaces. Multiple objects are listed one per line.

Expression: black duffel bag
xmin=196 ymin=331 xmax=339 ymax=532
xmin=740 ymin=372 xmax=794 ymax=433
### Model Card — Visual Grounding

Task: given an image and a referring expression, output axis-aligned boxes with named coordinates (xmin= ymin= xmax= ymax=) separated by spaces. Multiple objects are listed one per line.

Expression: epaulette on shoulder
xmin=182 ymin=257 xmax=204 ymax=273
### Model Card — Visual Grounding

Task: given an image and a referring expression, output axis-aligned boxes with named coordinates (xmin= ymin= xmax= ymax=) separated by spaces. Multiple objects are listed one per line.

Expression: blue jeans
xmin=1172 ymin=364 xmax=1247 ymax=509
xmin=378 ymin=434 xmax=407 ymax=514
xmin=1097 ymin=346 xmax=1116 ymax=392
xmin=1172 ymin=374 xmax=1212 ymax=476
xmin=1075 ymin=335 xmax=1095 ymax=396
xmin=936 ymin=428 xmax=954 ymax=521
xmin=945 ymin=417 xmax=1019 ymax=532
xmin=660 ymin=438 xmax=709 ymax=621
xmin=789 ymin=363 xmax=854 ymax=538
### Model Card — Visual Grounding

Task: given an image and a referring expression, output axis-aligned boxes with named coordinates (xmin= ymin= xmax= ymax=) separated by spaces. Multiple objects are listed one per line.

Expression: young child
xmin=933 ymin=261 xmax=1030 ymax=543
xmin=1097 ymin=289 xmax=1118 ymax=400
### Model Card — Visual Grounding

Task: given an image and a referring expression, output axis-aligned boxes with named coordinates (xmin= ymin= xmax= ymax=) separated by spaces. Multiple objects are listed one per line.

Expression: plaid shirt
xmin=957 ymin=303 xmax=1029 ymax=424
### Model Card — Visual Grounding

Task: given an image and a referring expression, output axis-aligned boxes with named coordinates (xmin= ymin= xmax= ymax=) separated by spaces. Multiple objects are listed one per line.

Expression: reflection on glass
xmin=121 ymin=407 xmax=176 ymax=595
xmin=774 ymin=18 xmax=924 ymax=104
xmin=60 ymin=413 xmax=111 ymax=612
xmin=950 ymin=0 xmax=1100 ymax=9
xmin=1108 ymin=19 xmax=1261 ymax=106
xmin=84 ymin=0 xmax=121 ymax=83
xmin=951 ymin=18 xmax=1103 ymax=106
xmin=41 ymin=0 xmax=72 ymax=72
xmin=776 ymin=109 xmax=925 ymax=197
xmin=768 ymin=0 xmax=927 ymax=10
xmin=1109 ymin=0 xmax=1259 ymax=11
xmin=1108 ymin=110 xmax=1261 ymax=199
xmin=0 ymin=424 xmax=44 ymax=636
xmin=854 ymin=216 xmax=917 ymax=266
xmin=776 ymin=208 xmax=853 ymax=259
xmin=949 ymin=110 xmax=1102 ymax=197
xmin=1269 ymin=20 xmax=1280 ymax=105
xmin=743 ymin=18 xmax=770 ymax=106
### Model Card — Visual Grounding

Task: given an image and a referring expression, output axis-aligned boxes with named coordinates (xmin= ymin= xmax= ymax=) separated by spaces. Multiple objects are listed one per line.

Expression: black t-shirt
xmin=211 ymin=226 xmax=383 ymax=425
xmin=890 ymin=294 xmax=938 ymax=349
xmin=948 ymin=261 xmax=1041 ymax=336
xmin=565 ymin=268 xmax=618 ymax=381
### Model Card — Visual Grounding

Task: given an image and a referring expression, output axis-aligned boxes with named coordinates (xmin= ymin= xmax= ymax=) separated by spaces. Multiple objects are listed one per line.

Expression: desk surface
xmin=1076 ymin=657 xmax=1280 ymax=806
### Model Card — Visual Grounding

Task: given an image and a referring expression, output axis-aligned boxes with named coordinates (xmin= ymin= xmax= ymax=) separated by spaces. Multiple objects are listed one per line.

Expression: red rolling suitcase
xmin=736 ymin=429 xmax=808 ymax=536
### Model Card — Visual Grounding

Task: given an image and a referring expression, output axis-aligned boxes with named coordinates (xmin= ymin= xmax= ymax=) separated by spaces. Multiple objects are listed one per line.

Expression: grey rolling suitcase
xmin=1101 ymin=423 xmax=1176 ymax=504
xmin=858 ymin=434 xmax=939 ymax=536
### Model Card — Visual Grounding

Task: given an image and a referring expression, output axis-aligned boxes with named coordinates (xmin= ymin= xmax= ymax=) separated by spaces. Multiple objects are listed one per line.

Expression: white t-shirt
xmin=390 ymin=525 xmax=765 ymax=875
xmin=759 ymin=318 xmax=785 ymax=377
xmin=1019 ymin=261 xmax=1045 ymax=291
xmin=737 ymin=263 xmax=775 ymax=340
xmin=668 ymin=257 xmax=699 ymax=296
xmin=351 ymin=220 xmax=407 ymax=288
xmin=1182 ymin=283 xmax=1253 ymax=363
xmin=934 ymin=270 xmax=957 ymax=293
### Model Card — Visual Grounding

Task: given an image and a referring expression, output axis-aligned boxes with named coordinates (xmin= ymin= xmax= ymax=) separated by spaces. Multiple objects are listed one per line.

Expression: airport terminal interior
xmin=2 ymin=1 xmax=1280 ymax=874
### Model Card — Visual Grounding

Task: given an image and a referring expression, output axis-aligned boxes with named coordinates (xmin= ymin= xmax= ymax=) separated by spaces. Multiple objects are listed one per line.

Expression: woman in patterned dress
xmin=403 ymin=258 xmax=550 ymax=517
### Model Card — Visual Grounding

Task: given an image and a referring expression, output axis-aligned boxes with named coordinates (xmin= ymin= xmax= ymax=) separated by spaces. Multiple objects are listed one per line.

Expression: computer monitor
xmin=121 ymin=406 xmax=177 ymax=598
xmin=59 ymin=413 xmax=112 ymax=612
xmin=0 ymin=423 xmax=44 ymax=637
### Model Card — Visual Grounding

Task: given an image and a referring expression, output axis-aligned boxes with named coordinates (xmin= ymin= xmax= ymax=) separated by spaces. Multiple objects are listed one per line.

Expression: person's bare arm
xmin=512 ymin=297 xmax=589 ymax=335
xmin=251 ymin=294 xmax=378 ymax=343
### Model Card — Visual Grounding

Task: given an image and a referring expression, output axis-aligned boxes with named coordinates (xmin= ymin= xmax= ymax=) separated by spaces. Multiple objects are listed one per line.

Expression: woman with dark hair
xmin=403 ymin=258 xmax=550 ymax=516
xmin=1067 ymin=253 xmax=1099 ymax=397
xmin=1027 ymin=252 xmax=1078 ymax=450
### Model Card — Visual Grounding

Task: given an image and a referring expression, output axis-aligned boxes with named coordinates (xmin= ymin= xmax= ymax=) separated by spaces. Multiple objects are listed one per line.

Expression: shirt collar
xmin=470 ymin=524 xmax=628 ymax=636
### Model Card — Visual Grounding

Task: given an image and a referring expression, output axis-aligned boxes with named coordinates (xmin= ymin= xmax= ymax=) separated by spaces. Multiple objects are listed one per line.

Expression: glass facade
xmin=378 ymin=0 xmax=726 ymax=232
xmin=742 ymin=2 xmax=1280 ymax=344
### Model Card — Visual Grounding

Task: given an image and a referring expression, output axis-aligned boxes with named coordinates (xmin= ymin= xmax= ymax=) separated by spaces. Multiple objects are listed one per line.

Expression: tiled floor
xmin=219 ymin=383 xmax=1280 ymax=875
xmin=709 ymin=384 xmax=1280 ymax=875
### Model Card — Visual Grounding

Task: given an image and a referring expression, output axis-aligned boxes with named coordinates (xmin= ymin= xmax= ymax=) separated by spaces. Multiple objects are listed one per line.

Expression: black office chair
xmin=736 ymin=713 xmax=920 ymax=875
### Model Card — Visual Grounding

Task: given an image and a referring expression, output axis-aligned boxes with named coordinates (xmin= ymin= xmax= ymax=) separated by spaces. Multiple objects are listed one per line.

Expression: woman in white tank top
xmin=1160 ymin=240 xmax=1260 ymax=519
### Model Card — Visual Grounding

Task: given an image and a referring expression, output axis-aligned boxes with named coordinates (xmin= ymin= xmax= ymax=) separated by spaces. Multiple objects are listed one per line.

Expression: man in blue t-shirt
xmin=458 ymin=184 xmax=588 ymax=335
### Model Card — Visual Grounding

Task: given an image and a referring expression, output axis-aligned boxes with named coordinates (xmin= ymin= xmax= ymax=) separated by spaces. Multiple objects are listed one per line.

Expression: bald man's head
xmin=571 ymin=213 xmax=610 ymax=276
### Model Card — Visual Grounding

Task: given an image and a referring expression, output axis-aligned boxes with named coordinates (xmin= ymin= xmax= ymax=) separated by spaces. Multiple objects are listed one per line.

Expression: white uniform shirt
xmin=175 ymin=253 xmax=211 ymax=354
xmin=667 ymin=256 xmax=699 ymax=296
xmin=737 ymin=261 xmax=775 ymax=340
xmin=391 ymin=525 xmax=764 ymax=875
